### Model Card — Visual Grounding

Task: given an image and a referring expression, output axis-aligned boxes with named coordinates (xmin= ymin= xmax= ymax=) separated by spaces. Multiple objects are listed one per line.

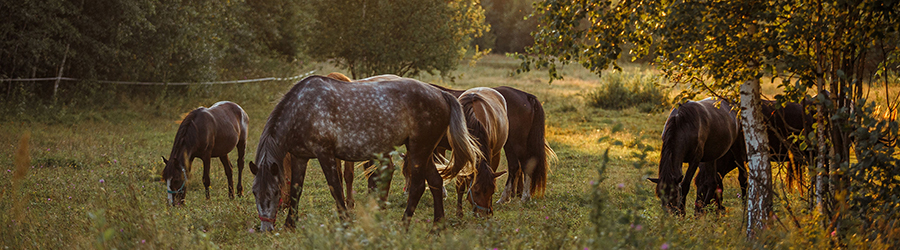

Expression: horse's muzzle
xmin=259 ymin=215 xmax=276 ymax=232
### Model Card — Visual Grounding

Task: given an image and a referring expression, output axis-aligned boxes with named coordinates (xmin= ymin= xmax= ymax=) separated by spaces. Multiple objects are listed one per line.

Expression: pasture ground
xmin=1 ymin=55 xmax=838 ymax=249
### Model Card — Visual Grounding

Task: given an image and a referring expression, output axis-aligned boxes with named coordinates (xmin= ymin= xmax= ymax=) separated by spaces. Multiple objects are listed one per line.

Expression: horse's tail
xmin=439 ymin=91 xmax=483 ymax=179
xmin=526 ymin=94 xmax=555 ymax=198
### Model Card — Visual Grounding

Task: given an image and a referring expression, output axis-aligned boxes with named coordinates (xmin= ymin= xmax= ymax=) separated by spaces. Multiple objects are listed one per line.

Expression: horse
xmin=323 ymin=72 xmax=406 ymax=209
xmin=161 ymin=101 xmax=249 ymax=206
xmin=248 ymin=75 xmax=482 ymax=231
xmin=761 ymin=99 xmax=814 ymax=190
xmin=429 ymin=85 xmax=556 ymax=204
xmin=687 ymin=99 xmax=814 ymax=213
xmin=444 ymin=87 xmax=509 ymax=216
xmin=648 ymin=98 xmax=743 ymax=215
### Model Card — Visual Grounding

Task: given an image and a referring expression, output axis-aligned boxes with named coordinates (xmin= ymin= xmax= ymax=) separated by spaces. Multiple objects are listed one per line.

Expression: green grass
xmin=0 ymin=55 xmax=846 ymax=249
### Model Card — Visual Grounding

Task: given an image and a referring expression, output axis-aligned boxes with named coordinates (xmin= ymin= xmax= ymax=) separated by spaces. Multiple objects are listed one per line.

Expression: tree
xmin=301 ymin=0 xmax=490 ymax=79
xmin=520 ymin=0 xmax=900 ymax=242
xmin=474 ymin=0 xmax=538 ymax=53
xmin=1 ymin=0 xmax=304 ymax=105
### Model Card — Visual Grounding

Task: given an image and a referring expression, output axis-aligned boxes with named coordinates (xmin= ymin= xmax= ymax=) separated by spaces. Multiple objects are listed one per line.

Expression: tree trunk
xmin=741 ymin=76 xmax=773 ymax=238
xmin=814 ymin=42 xmax=829 ymax=215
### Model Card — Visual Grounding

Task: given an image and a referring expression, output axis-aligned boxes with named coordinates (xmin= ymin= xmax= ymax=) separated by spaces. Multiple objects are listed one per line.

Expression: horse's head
xmin=161 ymin=155 xmax=188 ymax=206
xmin=468 ymin=161 xmax=506 ymax=217
xmin=647 ymin=176 xmax=684 ymax=215
xmin=250 ymin=160 xmax=282 ymax=232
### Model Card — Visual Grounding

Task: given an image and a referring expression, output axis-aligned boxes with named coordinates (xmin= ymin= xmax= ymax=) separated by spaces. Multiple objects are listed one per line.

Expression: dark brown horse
xmin=162 ymin=101 xmax=249 ymax=206
xmin=248 ymin=76 xmax=482 ymax=231
xmin=761 ymin=99 xmax=814 ymax=190
xmin=443 ymin=87 xmax=509 ymax=216
xmin=430 ymin=85 xmax=556 ymax=203
xmin=688 ymin=99 xmax=814 ymax=213
xmin=648 ymin=98 xmax=743 ymax=214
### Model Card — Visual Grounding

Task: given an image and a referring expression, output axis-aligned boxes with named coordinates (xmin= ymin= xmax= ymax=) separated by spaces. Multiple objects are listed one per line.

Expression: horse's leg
xmin=456 ymin=177 xmax=466 ymax=216
xmin=202 ymin=155 xmax=212 ymax=200
xmin=680 ymin=161 xmax=699 ymax=212
xmin=343 ymin=160 xmax=355 ymax=209
xmin=694 ymin=162 xmax=718 ymax=214
xmin=402 ymin=153 xmax=430 ymax=223
xmin=236 ymin=137 xmax=246 ymax=197
xmin=422 ymin=158 xmax=446 ymax=223
xmin=285 ymin=158 xmax=308 ymax=229
xmin=522 ymin=158 xmax=538 ymax=202
xmin=317 ymin=156 xmax=349 ymax=220
xmin=219 ymin=155 xmax=235 ymax=199
xmin=497 ymin=151 xmax=519 ymax=204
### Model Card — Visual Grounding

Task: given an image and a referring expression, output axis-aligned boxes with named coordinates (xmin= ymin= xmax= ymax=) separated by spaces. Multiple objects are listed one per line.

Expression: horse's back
xmin=669 ymin=98 xmax=739 ymax=162
xmin=204 ymin=101 xmax=247 ymax=155
xmin=283 ymin=76 xmax=450 ymax=161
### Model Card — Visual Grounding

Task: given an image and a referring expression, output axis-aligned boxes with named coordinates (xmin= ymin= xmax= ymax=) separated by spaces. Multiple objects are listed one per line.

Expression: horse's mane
xmin=658 ymin=102 xmax=701 ymax=183
xmin=458 ymin=93 xmax=490 ymax=176
xmin=163 ymin=109 xmax=202 ymax=178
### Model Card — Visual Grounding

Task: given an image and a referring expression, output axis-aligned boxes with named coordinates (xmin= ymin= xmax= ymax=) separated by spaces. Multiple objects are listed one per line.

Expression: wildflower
xmin=661 ymin=243 xmax=670 ymax=250
xmin=617 ymin=183 xmax=625 ymax=189
xmin=141 ymin=240 xmax=146 ymax=244
xmin=113 ymin=159 xmax=118 ymax=163
xmin=99 ymin=179 xmax=105 ymax=183
xmin=249 ymin=228 xmax=256 ymax=233
xmin=515 ymin=228 xmax=519 ymax=232
xmin=545 ymin=216 xmax=549 ymax=220
xmin=831 ymin=230 xmax=837 ymax=237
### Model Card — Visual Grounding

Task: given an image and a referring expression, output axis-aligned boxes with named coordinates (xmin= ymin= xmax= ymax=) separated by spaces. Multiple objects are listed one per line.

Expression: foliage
xmin=301 ymin=0 xmax=490 ymax=79
xmin=0 ymin=0 xmax=305 ymax=117
xmin=520 ymin=0 xmax=900 ymax=245
xmin=584 ymin=73 xmax=668 ymax=112
xmin=844 ymin=99 xmax=900 ymax=246
xmin=474 ymin=0 xmax=538 ymax=53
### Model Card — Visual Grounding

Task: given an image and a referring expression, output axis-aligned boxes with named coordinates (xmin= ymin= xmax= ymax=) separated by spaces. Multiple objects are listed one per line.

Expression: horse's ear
xmin=249 ymin=161 xmax=258 ymax=175
xmin=647 ymin=177 xmax=660 ymax=184
xmin=161 ymin=156 xmax=168 ymax=165
xmin=493 ymin=171 xmax=507 ymax=179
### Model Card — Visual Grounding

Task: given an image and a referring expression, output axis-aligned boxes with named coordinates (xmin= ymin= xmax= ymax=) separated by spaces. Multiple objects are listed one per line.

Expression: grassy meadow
xmin=1 ymin=55 xmax=840 ymax=249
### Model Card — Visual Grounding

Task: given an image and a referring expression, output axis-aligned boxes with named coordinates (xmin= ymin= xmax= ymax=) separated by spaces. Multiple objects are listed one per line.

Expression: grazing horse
xmin=430 ymin=85 xmax=556 ymax=203
xmin=161 ymin=101 xmax=249 ymax=206
xmin=323 ymin=72 xmax=406 ymax=208
xmin=248 ymin=75 xmax=482 ymax=231
xmin=761 ymin=100 xmax=814 ymax=190
xmin=445 ymin=87 xmax=509 ymax=216
xmin=648 ymin=98 xmax=742 ymax=214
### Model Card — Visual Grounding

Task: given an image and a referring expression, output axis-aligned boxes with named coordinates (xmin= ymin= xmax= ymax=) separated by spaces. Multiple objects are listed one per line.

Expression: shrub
xmin=585 ymin=73 xmax=669 ymax=112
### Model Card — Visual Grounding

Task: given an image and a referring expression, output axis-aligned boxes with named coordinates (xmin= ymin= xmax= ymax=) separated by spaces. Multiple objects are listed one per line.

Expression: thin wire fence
xmin=0 ymin=71 xmax=316 ymax=85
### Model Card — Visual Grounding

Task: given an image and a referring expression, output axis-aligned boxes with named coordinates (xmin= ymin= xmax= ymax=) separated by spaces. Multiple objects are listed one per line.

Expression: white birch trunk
xmin=814 ymin=42 xmax=828 ymax=213
xmin=740 ymin=76 xmax=773 ymax=238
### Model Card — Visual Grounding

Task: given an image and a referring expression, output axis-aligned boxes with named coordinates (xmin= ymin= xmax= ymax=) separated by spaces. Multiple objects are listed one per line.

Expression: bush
xmin=584 ymin=73 xmax=669 ymax=112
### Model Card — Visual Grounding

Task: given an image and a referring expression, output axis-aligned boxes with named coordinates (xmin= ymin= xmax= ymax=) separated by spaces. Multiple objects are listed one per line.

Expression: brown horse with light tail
xmin=430 ymin=85 xmax=556 ymax=203
xmin=249 ymin=75 xmax=482 ymax=231
xmin=444 ymin=87 xmax=509 ymax=216
xmin=162 ymin=101 xmax=248 ymax=206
